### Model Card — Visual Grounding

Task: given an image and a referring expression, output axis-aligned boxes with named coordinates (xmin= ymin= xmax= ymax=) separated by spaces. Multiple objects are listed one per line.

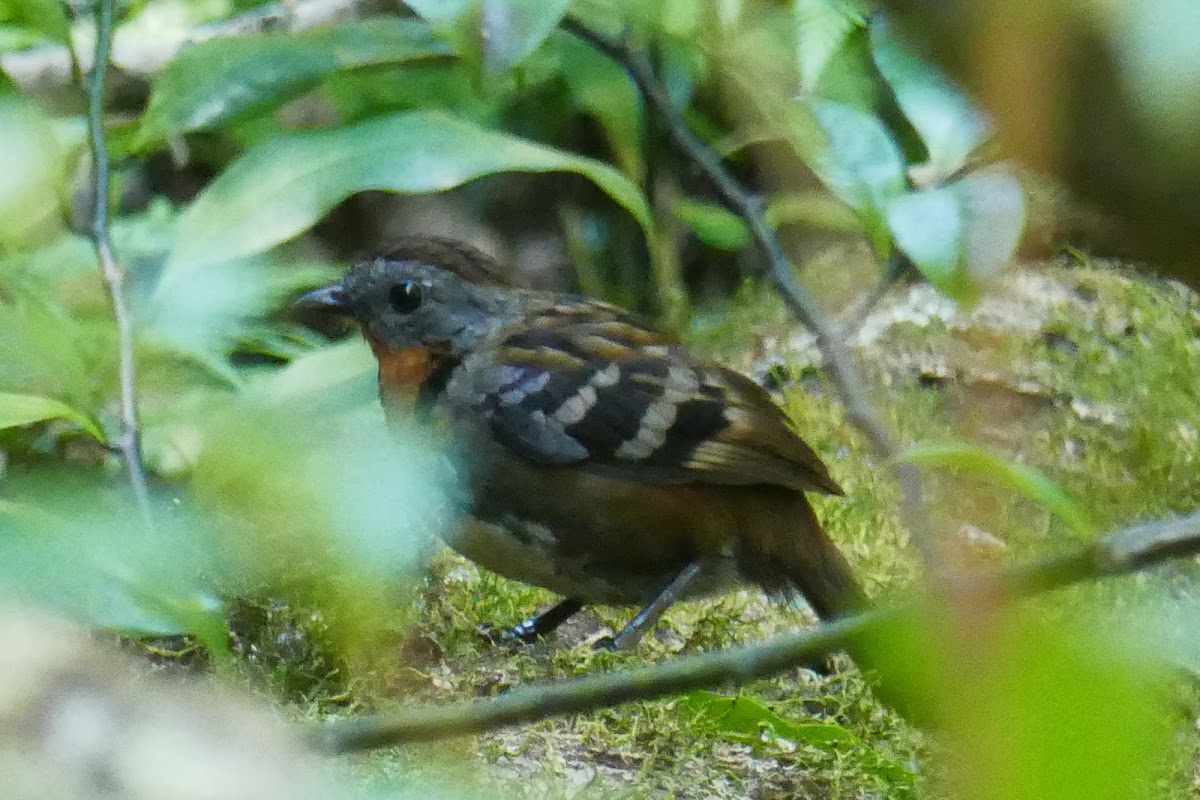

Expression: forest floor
xmin=244 ymin=250 xmax=1200 ymax=799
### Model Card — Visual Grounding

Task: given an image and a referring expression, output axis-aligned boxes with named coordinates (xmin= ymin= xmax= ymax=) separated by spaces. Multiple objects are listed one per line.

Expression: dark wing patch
xmin=458 ymin=303 xmax=841 ymax=494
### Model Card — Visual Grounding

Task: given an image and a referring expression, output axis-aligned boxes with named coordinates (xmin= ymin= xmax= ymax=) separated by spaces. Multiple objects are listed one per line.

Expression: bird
xmin=297 ymin=236 xmax=866 ymax=650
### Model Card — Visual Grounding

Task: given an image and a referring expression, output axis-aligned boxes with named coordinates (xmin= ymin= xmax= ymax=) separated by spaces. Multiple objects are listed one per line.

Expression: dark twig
xmin=314 ymin=510 xmax=1200 ymax=753
xmin=78 ymin=0 xmax=153 ymax=526
xmin=562 ymin=18 xmax=938 ymax=565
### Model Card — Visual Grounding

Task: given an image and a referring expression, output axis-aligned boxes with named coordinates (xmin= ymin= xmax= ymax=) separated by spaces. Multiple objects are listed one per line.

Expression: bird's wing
xmin=445 ymin=299 xmax=841 ymax=495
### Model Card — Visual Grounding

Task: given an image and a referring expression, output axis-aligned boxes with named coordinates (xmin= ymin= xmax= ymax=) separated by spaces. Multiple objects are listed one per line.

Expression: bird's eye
xmin=388 ymin=280 xmax=423 ymax=314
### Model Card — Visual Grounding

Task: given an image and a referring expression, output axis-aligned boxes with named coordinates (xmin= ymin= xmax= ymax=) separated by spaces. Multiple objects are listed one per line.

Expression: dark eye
xmin=388 ymin=280 xmax=423 ymax=313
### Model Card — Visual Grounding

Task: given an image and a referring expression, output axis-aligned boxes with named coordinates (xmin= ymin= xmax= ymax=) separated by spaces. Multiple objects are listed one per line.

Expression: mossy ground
xmin=244 ymin=254 xmax=1200 ymax=798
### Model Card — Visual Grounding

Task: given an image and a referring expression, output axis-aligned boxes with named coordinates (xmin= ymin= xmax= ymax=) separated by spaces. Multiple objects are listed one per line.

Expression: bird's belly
xmin=446 ymin=516 xmax=740 ymax=606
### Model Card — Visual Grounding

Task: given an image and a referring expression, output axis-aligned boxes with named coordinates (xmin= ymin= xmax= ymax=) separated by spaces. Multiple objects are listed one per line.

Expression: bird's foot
xmin=476 ymin=620 xmax=541 ymax=647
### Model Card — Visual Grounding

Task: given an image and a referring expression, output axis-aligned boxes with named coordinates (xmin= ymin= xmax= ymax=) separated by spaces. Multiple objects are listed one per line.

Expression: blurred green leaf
xmin=950 ymin=613 xmax=1167 ymax=800
xmin=792 ymin=0 xmax=867 ymax=92
xmin=0 ymin=300 xmax=98 ymax=411
xmin=885 ymin=169 xmax=1024 ymax=300
xmin=480 ymin=0 xmax=570 ymax=73
xmin=869 ymin=16 xmax=990 ymax=181
xmin=765 ymin=191 xmax=862 ymax=233
xmin=0 ymin=93 xmax=65 ymax=249
xmin=861 ymin=605 xmax=1170 ymax=800
xmin=675 ymin=197 xmax=751 ymax=250
xmin=898 ymin=441 xmax=1095 ymax=536
xmin=186 ymin=398 xmax=463 ymax=652
xmin=135 ymin=17 xmax=453 ymax=149
xmin=0 ymin=482 xmax=228 ymax=657
xmin=164 ymin=110 xmax=653 ymax=287
xmin=795 ymin=97 xmax=907 ymax=255
xmin=0 ymin=0 xmax=68 ymax=44
xmin=0 ymin=24 xmax=47 ymax=50
xmin=0 ymin=392 xmax=103 ymax=441
xmin=405 ymin=0 xmax=567 ymax=75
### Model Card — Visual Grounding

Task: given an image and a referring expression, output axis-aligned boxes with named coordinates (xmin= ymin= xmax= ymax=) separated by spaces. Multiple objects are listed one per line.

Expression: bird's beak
xmin=293 ymin=283 xmax=350 ymax=314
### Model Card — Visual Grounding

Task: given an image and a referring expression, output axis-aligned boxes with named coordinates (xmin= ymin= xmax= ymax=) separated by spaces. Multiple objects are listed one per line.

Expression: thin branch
xmin=313 ymin=510 xmax=1200 ymax=754
xmin=561 ymin=18 xmax=939 ymax=566
xmin=77 ymin=0 xmax=153 ymax=526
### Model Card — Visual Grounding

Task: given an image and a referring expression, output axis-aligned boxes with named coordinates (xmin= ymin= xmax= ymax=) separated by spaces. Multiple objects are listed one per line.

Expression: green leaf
xmin=135 ymin=17 xmax=453 ymax=149
xmin=793 ymin=97 xmax=907 ymax=254
xmin=554 ymin=31 xmax=644 ymax=179
xmin=0 ymin=392 xmax=103 ymax=441
xmin=479 ymin=0 xmax=570 ymax=73
xmin=681 ymin=690 xmax=914 ymax=783
xmin=0 ymin=482 xmax=227 ymax=646
xmin=869 ymin=16 xmax=990 ymax=181
xmin=897 ymin=441 xmax=1095 ymax=536
xmin=0 ymin=93 xmax=64 ymax=249
xmin=885 ymin=169 xmax=1024 ymax=301
xmin=0 ymin=0 xmax=68 ymax=44
xmin=675 ymin=197 xmax=751 ymax=250
xmin=861 ymin=605 xmax=1170 ymax=800
xmin=792 ymin=0 xmax=866 ymax=92
xmin=765 ymin=191 xmax=862 ymax=233
xmin=405 ymin=0 xmax=567 ymax=74
xmin=163 ymin=110 xmax=653 ymax=288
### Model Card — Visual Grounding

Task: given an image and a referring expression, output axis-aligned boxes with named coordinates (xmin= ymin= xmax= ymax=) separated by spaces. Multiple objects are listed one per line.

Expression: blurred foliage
xmin=0 ymin=0 xmax=1198 ymax=798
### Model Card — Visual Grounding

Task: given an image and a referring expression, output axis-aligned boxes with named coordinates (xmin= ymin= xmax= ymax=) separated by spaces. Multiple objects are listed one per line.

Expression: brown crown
xmin=367 ymin=236 xmax=512 ymax=287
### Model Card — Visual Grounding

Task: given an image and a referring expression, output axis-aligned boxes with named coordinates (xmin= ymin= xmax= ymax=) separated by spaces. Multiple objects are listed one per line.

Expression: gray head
xmin=296 ymin=238 xmax=521 ymax=358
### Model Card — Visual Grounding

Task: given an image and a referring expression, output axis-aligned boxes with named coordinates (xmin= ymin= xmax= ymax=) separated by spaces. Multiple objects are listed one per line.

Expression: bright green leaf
xmin=897 ymin=441 xmax=1095 ymax=536
xmin=946 ymin=611 xmax=1168 ymax=800
xmin=135 ymin=17 xmax=453 ymax=149
xmin=682 ymin=690 xmax=854 ymax=745
xmin=870 ymin=16 xmax=990 ymax=181
xmin=675 ymin=197 xmax=751 ymax=250
xmin=163 ymin=110 xmax=652 ymax=289
xmin=0 ymin=392 xmax=103 ymax=441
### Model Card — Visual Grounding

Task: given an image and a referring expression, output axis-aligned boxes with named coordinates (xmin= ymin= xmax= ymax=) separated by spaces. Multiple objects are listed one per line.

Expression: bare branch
xmin=561 ymin=18 xmax=939 ymax=566
xmin=313 ymin=510 xmax=1200 ymax=754
xmin=74 ymin=0 xmax=152 ymax=526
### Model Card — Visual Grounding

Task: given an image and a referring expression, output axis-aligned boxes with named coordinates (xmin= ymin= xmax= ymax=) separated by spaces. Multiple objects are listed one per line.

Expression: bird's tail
xmin=735 ymin=487 xmax=867 ymax=619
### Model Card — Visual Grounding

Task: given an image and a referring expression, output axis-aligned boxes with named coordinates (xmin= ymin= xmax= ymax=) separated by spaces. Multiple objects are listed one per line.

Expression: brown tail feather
xmin=735 ymin=487 xmax=867 ymax=619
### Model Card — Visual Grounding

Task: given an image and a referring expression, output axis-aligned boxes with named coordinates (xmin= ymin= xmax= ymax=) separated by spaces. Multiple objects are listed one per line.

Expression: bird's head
xmin=296 ymin=237 xmax=521 ymax=361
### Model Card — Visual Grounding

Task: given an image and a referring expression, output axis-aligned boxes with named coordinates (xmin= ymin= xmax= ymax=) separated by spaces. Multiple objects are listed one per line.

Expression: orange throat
xmin=364 ymin=332 xmax=435 ymax=410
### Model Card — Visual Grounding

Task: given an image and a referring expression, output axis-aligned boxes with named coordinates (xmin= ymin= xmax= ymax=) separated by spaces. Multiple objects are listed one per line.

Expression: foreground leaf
xmin=164 ymin=110 xmax=652 ymax=288
xmin=885 ymin=169 xmax=1024 ymax=301
xmin=793 ymin=97 xmax=907 ymax=255
xmin=0 ymin=485 xmax=228 ymax=658
xmin=0 ymin=392 xmax=103 ymax=441
xmin=869 ymin=16 xmax=990 ymax=181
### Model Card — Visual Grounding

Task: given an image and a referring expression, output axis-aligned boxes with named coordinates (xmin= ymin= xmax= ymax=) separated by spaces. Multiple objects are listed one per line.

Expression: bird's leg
xmin=597 ymin=562 xmax=704 ymax=651
xmin=480 ymin=598 xmax=585 ymax=645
